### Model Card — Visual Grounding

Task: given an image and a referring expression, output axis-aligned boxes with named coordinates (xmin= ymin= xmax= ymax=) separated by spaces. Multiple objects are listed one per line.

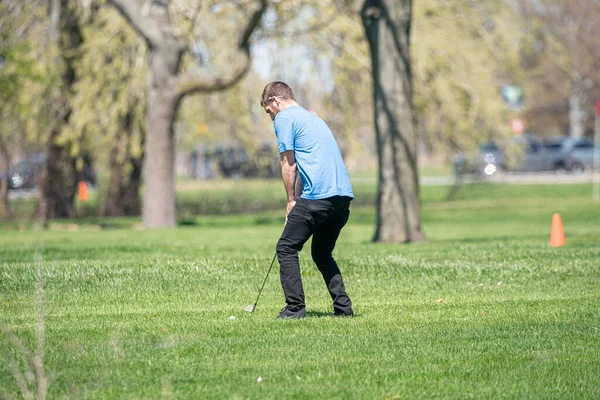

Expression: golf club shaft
xmin=252 ymin=252 xmax=277 ymax=311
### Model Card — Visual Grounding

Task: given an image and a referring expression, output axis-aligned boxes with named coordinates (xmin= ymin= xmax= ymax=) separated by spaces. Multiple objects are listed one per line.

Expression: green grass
xmin=8 ymin=178 xmax=596 ymax=223
xmin=5 ymin=162 xmax=448 ymax=220
xmin=1 ymin=183 xmax=599 ymax=399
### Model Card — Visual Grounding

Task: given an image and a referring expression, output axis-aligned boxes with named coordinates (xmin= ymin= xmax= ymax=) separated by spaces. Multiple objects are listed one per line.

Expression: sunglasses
xmin=261 ymin=96 xmax=281 ymax=107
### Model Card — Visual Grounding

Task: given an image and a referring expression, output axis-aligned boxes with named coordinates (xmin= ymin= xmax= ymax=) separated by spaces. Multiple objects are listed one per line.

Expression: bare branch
xmin=261 ymin=12 xmax=341 ymax=39
xmin=176 ymin=0 xmax=268 ymax=98
xmin=326 ymin=34 xmax=370 ymax=69
xmin=239 ymin=0 xmax=268 ymax=51
xmin=1 ymin=323 xmax=36 ymax=399
xmin=176 ymin=55 xmax=251 ymax=97
xmin=34 ymin=252 xmax=48 ymax=400
xmin=186 ymin=0 xmax=203 ymax=38
xmin=107 ymin=0 xmax=163 ymax=46
xmin=7 ymin=355 xmax=34 ymax=400
xmin=33 ymin=355 xmax=48 ymax=400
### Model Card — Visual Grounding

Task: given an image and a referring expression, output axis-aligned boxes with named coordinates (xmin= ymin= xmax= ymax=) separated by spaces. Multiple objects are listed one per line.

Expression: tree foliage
xmin=3 ymin=0 xmax=596 ymax=223
xmin=256 ymin=1 xmax=373 ymax=167
xmin=105 ymin=0 xmax=268 ymax=228
xmin=0 ymin=0 xmax=55 ymax=219
xmin=64 ymin=3 xmax=148 ymax=215
xmin=0 ymin=0 xmax=52 ymax=150
xmin=411 ymin=0 xmax=525 ymax=153
xmin=507 ymin=0 xmax=600 ymax=137
xmin=261 ymin=0 xmax=529 ymax=161
xmin=68 ymin=4 xmax=146 ymax=175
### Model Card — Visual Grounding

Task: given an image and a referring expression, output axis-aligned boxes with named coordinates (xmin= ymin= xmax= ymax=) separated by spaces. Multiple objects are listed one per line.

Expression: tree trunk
xmin=102 ymin=155 xmax=143 ymax=217
xmin=361 ymin=0 xmax=426 ymax=243
xmin=38 ymin=133 xmax=78 ymax=219
xmin=102 ymin=114 xmax=143 ymax=217
xmin=122 ymin=159 xmax=142 ymax=215
xmin=144 ymin=88 xmax=177 ymax=227
xmin=37 ymin=0 xmax=82 ymax=220
xmin=143 ymin=45 xmax=180 ymax=228
xmin=0 ymin=138 xmax=11 ymax=220
xmin=569 ymin=77 xmax=585 ymax=138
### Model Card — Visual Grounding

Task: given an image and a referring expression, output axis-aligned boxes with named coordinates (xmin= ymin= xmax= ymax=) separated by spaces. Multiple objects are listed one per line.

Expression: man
xmin=260 ymin=81 xmax=355 ymax=319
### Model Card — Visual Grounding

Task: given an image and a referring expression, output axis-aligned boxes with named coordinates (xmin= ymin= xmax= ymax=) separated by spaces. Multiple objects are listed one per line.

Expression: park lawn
xmin=1 ymin=183 xmax=599 ymax=399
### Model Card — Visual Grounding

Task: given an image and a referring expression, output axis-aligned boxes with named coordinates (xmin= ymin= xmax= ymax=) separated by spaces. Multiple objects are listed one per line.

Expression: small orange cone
xmin=550 ymin=213 xmax=566 ymax=247
xmin=78 ymin=181 xmax=88 ymax=202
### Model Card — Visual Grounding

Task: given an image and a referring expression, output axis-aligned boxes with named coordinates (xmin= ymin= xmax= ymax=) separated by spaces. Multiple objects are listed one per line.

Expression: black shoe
xmin=277 ymin=307 xmax=306 ymax=319
xmin=333 ymin=309 xmax=354 ymax=317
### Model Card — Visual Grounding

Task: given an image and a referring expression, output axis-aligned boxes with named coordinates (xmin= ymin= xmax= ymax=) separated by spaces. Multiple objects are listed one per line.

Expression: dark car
xmin=214 ymin=145 xmax=279 ymax=179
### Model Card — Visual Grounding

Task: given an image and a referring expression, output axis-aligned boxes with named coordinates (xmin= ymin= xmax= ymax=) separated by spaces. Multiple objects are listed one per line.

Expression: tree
xmin=507 ymin=0 xmax=600 ymax=138
xmin=411 ymin=1 xmax=521 ymax=154
xmin=0 ymin=0 xmax=48 ymax=220
xmin=67 ymin=5 xmax=147 ymax=217
xmin=0 ymin=20 xmax=28 ymax=219
xmin=36 ymin=0 xmax=85 ymax=220
xmin=107 ymin=0 xmax=268 ymax=228
xmin=361 ymin=0 xmax=425 ymax=243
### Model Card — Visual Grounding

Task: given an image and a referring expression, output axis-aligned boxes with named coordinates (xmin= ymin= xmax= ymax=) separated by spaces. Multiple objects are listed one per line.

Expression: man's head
xmin=260 ymin=81 xmax=296 ymax=121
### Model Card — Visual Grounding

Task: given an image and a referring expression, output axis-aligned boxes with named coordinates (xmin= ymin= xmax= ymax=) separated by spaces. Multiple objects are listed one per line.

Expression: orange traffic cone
xmin=78 ymin=181 xmax=88 ymax=202
xmin=550 ymin=213 xmax=566 ymax=247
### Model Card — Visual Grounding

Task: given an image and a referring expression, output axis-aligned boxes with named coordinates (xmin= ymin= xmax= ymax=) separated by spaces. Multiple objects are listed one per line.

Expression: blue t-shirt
xmin=274 ymin=106 xmax=354 ymax=200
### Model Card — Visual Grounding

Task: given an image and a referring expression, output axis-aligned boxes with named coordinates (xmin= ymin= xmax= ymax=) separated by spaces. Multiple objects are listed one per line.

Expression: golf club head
xmin=245 ymin=304 xmax=255 ymax=313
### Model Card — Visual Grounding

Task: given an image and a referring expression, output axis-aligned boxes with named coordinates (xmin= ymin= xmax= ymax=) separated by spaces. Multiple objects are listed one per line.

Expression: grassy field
xmin=1 ymin=183 xmax=599 ymax=399
xmin=5 ymin=163 xmax=449 ymax=220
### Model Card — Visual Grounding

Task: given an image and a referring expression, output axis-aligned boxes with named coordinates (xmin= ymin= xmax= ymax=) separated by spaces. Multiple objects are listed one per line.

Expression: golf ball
xmin=229 ymin=315 xmax=236 ymax=320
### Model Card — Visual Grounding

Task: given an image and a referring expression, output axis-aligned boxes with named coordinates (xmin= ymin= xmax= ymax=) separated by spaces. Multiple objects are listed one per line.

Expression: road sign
xmin=502 ymin=85 xmax=524 ymax=111
xmin=510 ymin=118 xmax=526 ymax=135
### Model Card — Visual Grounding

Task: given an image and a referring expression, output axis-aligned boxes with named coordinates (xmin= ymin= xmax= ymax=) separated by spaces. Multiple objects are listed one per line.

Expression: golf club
xmin=245 ymin=252 xmax=277 ymax=313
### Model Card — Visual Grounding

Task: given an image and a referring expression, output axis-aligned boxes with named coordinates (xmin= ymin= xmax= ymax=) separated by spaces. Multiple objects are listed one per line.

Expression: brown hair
xmin=260 ymin=81 xmax=295 ymax=106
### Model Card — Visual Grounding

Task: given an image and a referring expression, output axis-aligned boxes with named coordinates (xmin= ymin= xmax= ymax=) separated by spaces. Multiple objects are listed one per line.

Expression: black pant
xmin=276 ymin=195 xmax=353 ymax=313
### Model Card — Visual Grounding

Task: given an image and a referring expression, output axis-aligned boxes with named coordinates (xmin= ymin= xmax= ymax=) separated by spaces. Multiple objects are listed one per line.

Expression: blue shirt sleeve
xmin=274 ymin=116 xmax=294 ymax=153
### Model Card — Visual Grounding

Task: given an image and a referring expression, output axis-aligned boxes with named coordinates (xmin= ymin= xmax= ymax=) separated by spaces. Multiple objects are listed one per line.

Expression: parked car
xmin=453 ymin=134 xmax=600 ymax=176
xmin=567 ymin=137 xmax=600 ymax=172
xmin=0 ymin=153 xmax=96 ymax=190
xmin=543 ymin=136 xmax=599 ymax=173
xmin=513 ymin=134 xmax=552 ymax=172
xmin=453 ymin=134 xmax=549 ymax=175
xmin=0 ymin=153 xmax=46 ymax=190
xmin=453 ymin=142 xmax=499 ymax=176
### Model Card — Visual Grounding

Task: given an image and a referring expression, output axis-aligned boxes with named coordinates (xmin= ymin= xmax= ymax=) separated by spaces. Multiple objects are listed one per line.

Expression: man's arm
xmin=280 ymin=150 xmax=297 ymax=218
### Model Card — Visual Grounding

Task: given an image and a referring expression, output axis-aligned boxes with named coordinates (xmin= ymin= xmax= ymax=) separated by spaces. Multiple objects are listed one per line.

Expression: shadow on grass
xmin=433 ymin=234 xmax=547 ymax=244
xmin=177 ymin=218 xmax=198 ymax=227
xmin=306 ymin=310 xmax=359 ymax=319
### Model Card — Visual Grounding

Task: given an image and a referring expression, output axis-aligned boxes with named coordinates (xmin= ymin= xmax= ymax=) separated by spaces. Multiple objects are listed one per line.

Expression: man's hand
xmin=285 ymin=200 xmax=296 ymax=225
